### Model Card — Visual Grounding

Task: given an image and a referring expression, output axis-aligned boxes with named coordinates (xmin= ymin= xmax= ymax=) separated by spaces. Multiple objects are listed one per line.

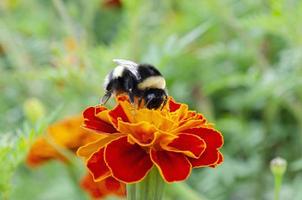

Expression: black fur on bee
xmin=101 ymin=59 xmax=168 ymax=109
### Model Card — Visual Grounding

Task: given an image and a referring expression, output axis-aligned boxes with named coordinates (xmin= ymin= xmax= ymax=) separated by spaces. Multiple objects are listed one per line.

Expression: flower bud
xmin=270 ymin=157 xmax=287 ymax=177
xmin=23 ymin=98 xmax=46 ymax=124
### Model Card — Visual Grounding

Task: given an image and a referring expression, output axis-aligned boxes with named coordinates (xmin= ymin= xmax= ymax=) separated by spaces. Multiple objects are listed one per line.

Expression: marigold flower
xmin=26 ymin=115 xmax=100 ymax=166
xmin=81 ymin=173 xmax=126 ymax=199
xmin=78 ymin=96 xmax=224 ymax=183
xmin=26 ymin=115 xmax=126 ymax=199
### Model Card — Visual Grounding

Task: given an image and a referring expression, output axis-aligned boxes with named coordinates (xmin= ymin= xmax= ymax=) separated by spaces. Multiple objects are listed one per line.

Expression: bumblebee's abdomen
xmin=137 ymin=64 xmax=166 ymax=90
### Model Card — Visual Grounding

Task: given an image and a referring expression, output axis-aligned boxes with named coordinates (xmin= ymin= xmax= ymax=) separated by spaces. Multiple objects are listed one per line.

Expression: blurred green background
xmin=1 ymin=0 xmax=302 ymax=199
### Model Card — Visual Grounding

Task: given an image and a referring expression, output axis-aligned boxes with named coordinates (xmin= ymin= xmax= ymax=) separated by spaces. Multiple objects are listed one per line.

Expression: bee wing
xmin=113 ymin=59 xmax=138 ymax=67
xmin=112 ymin=58 xmax=141 ymax=79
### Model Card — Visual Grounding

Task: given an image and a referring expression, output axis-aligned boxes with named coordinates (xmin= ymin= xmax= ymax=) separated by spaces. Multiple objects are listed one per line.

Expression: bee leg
xmin=138 ymin=96 xmax=143 ymax=108
xmin=128 ymin=89 xmax=135 ymax=104
xmin=124 ymin=75 xmax=136 ymax=104
xmin=160 ymin=94 xmax=168 ymax=110
xmin=100 ymin=91 xmax=112 ymax=105
xmin=144 ymin=98 xmax=152 ymax=109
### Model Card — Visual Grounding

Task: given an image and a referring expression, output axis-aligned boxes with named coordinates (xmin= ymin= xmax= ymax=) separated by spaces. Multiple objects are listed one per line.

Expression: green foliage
xmin=1 ymin=0 xmax=302 ymax=199
xmin=0 ymin=122 xmax=39 ymax=199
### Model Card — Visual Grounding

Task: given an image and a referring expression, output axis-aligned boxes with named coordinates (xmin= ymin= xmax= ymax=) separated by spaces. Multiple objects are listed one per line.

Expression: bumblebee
xmin=101 ymin=59 xmax=168 ymax=109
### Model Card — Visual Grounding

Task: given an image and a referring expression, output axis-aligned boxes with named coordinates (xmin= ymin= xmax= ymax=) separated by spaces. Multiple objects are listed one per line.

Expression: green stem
xmin=165 ymin=182 xmax=208 ymax=200
xmin=127 ymin=167 xmax=165 ymax=200
xmin=274 ymin=175 xmax=283 ymax=200
xmin=127 ymin=183 xmax=137 ymax=200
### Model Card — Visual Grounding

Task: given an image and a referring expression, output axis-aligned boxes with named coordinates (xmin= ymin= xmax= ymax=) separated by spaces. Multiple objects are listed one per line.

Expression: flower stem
xmin=127 ymin=167 xmax=165 ymax=200
xmin=165 ymin=182 xmax=208 ymax=200
xmin=127 ymin=184 xmax=137 ymax=200
xmin=274 ymin=175 xmax=282 ymax=200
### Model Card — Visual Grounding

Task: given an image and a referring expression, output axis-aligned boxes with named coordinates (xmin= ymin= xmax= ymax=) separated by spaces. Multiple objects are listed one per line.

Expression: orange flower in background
xmin=78 ymin=96 xmax=224 ymax=183
xmin=26 ymin=115 xmax=99 ymax=166
xmin=81 ymin=173 xmax=125 ymax=199
xmin=26 ymin=115 xmax=126 ymax=200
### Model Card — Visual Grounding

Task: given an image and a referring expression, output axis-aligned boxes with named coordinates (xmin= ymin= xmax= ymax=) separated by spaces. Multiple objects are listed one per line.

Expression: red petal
xmin=150 ymin=150 xmax=191 ymax=182
xmin=83 ymin=107 xmax=116 ymax=133
xmin=105 ymin=177 xmax=123 ymax=191
xmin=108 ymin=104 xmax=130 ymax=128
xmin=87 ymin=148 xmax=111 ymax=181
xmin=189 ymin=148 xmax=220 ymax=168
xmin=80 ymin=174 xmax=105 ymax=198
xmin=80 ymin=174 xmax=125 ymax=199
xmin=105 ymin=137 xmax=153 ymax=183
xmin=209 ymin=151 xmax=224 ymax=168
xmin=184 ymin=127 xmax=223 ymax=149
xmin=168 ymin=98 xmax=181 ymax=112
xmin=163 ymin=133 xmax=206 ymax=158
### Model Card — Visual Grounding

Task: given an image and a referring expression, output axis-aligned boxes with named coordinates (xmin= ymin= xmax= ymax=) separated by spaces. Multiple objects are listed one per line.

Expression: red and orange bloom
xmin=78 ymin=96 xmax=224 ymax=183
xmin=26 ymin=115 xmax=126 ymax=199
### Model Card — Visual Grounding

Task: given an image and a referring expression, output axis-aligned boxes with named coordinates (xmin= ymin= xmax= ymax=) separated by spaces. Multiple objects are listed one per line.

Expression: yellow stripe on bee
xmin=137 ymin=76 xmax=166 ymax=90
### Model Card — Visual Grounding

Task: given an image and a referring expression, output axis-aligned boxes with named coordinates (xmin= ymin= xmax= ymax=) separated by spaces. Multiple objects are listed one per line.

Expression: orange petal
xmin=131 ymin=109 xmax=176 ymax=132
xmin=27 ymin=115 xmax=97 ymax=167
xmin=47 ymin=115 xmax=94 ymax=148
xmin=96 ymin=109 xmax=112 ymax=124
xmin=161 ymin=133 xmax=206 ymax=158
xmin=26 ymin=137 xmax=66 ymax=167
xmin=83 ymin=106 xmax=117 ymax=133
xmin=118 ymin=121 xmax=157 ymax=146
xmin=172 ymin=104 xmax=189 ymax=121
xmin=116 ymin=96 xmax=176 ymax=131
xmin=178 ymin=111 xmax=207 ymax=126
xmin=105 ymin=136 xmax=153 ymax=183
xmin=157 ymin=130 xmax=178 ymax=142
xmin=77 ymin=134 xmax=123 ymax=159
xmin=87 ymin=148 xmax=111 ymax=181
xmin=172 ymin=119 xmax=207 ymax=133
xmin=150 ymin=150 xmax=192 ymax=183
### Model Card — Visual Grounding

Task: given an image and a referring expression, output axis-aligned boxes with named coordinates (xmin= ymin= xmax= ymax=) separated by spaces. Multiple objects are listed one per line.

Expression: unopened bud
xmin=270 ymin=157 xmax=287 ymax=176
xmin=23 ymin=98 xmax=46 ymax=123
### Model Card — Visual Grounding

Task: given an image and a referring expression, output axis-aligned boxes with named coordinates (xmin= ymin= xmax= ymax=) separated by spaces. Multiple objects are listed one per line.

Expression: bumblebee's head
xmin=143 ymin=88 xmax=167 ymax=109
